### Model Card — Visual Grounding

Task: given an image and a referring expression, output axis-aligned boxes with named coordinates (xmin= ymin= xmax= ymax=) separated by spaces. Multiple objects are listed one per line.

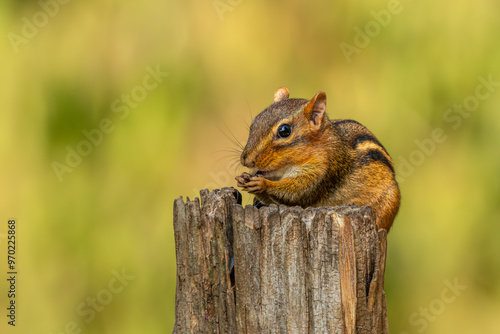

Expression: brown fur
xmin=236 ymin=88 xmax=400 ymax=231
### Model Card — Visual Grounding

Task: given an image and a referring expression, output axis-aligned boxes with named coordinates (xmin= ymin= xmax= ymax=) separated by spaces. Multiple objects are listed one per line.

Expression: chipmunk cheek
xmin=254 ymin=151 xmax=271 ymax=170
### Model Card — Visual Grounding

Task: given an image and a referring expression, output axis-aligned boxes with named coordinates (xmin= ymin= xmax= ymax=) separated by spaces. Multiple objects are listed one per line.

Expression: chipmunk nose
xmin=241 ymin=152 xmax=255 ymax=168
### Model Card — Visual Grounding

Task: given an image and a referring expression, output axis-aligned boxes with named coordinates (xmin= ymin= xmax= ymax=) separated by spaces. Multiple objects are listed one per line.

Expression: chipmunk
xmin=235 ymin=87 xmax=400 ymax=231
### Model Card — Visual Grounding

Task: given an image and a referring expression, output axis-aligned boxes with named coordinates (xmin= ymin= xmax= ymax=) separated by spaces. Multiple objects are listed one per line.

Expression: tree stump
xmin=173 ymin=187 xmax=388 ymax=334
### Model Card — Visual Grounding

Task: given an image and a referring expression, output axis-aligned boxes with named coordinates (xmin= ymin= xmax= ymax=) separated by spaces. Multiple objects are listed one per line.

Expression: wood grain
xmin=173 ymin=188 xmax=388 ymax=334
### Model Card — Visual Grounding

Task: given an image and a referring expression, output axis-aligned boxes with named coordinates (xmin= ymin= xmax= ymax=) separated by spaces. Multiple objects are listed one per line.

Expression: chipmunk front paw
xmin=235 ymin=172 xmax=268 ymax=194
xmin=235 ymin=172 xmax=252 ymax=187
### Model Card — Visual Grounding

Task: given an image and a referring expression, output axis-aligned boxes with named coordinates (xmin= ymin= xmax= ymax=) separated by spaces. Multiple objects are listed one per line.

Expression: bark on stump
xmin=173 ymin=187 xmax=388 ymax=334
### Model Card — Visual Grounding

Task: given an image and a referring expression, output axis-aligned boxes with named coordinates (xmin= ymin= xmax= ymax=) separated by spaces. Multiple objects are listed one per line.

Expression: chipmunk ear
xmin=273 ymin=87 xmax=290 ymax=103
xmin=304 ymin=91 xmax=326 ymax=130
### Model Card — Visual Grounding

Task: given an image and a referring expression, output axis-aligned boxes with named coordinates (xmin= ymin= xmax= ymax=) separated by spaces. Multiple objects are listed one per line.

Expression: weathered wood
xmin=173 ymin=188 xmax=389 ymax=334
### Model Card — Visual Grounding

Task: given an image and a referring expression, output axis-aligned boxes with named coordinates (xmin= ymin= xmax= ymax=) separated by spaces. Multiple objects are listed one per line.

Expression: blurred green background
xmin=1 ymin=0 xmax=499 ymax=333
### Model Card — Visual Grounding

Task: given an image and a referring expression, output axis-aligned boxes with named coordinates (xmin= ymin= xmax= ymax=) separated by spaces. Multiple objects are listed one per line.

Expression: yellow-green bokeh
xmin=1 ymin=0 xmax=499 ymax=333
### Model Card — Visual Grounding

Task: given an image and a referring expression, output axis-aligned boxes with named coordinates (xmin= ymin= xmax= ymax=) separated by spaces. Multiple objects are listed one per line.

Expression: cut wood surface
xmin=173 ymin=187 xmax=388 ymax=334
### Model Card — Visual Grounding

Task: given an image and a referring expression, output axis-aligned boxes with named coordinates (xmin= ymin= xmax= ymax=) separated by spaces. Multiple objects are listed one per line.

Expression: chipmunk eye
xmin=277 ymin=124 xmax=292 ymax=138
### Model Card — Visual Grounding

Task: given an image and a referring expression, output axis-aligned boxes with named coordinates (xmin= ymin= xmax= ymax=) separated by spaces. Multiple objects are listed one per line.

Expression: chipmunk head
xmin=240 ymin=87 xmax=329 ymax=181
